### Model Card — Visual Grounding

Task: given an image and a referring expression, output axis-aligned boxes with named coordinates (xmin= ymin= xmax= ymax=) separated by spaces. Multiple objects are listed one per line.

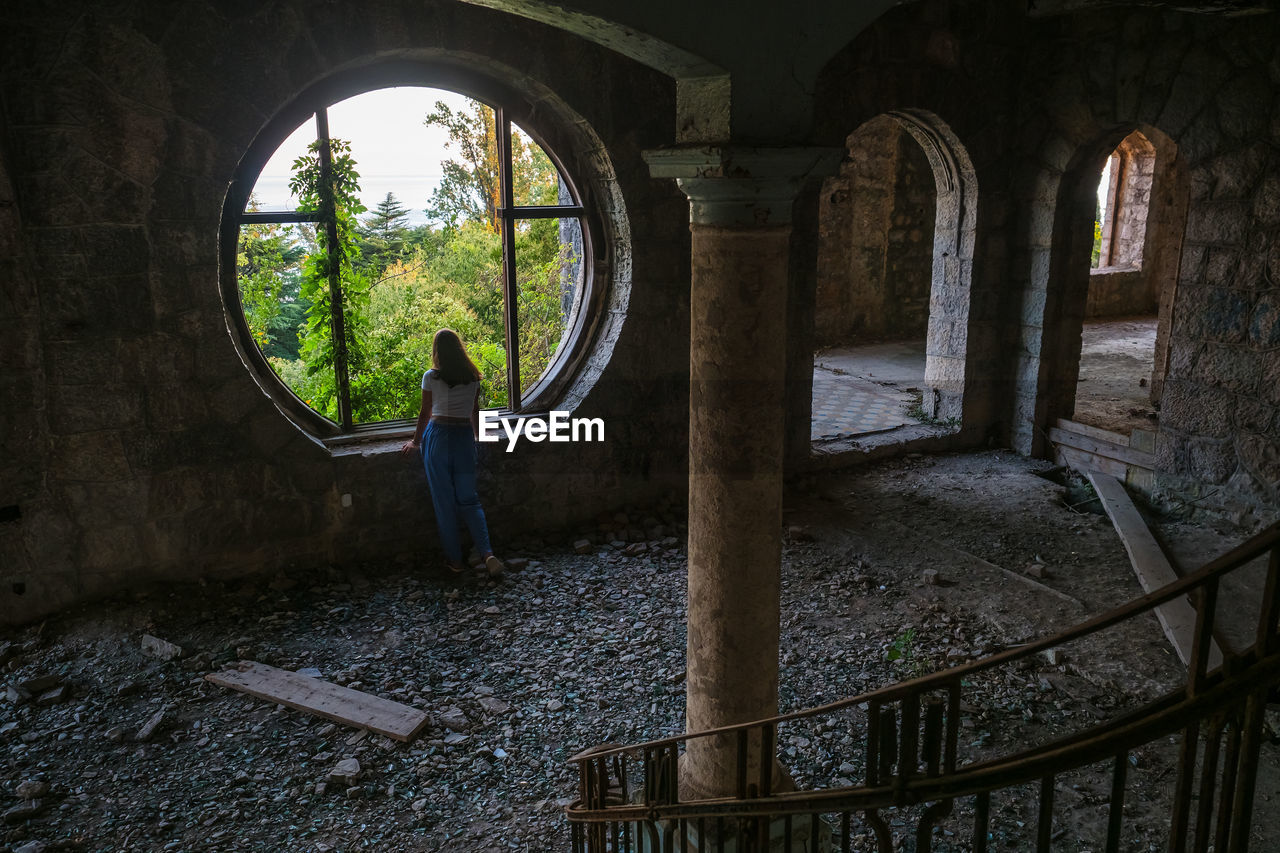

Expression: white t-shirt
xmin=422 ymin=369 xmax=479 ymax=418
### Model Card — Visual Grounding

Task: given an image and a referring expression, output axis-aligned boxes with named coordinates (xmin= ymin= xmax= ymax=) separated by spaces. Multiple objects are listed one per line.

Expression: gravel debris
xmin=0 ymin=452 xmax=1276 ymax=850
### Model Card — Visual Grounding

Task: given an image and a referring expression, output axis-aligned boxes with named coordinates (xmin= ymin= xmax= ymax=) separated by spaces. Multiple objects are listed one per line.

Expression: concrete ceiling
xmin=454 ymin=0 xmax=1275 ymax=141
xmin=454 ymin=0 xmax=909 ymax=141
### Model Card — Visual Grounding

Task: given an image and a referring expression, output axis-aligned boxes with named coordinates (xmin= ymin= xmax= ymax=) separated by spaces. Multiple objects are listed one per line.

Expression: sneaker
xmin=484 ymin=555 xmax=505 ymax=577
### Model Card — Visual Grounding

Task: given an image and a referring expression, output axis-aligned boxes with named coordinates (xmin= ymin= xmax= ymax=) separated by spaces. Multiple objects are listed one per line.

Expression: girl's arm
xmin=471 ymin=395 xmax=480 ymax=440
xmin=400 ymin=387 xmax=432 ymax=455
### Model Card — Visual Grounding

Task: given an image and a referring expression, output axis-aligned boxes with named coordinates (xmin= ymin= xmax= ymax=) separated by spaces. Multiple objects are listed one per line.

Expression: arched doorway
xmin=811 ymin=110 xmax=977 ymax=444
xmin=1072 ymin=128 xmax=1186 ymax=436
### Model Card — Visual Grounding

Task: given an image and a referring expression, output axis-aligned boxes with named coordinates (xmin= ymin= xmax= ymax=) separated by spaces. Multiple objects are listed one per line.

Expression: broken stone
xmin=5 ymin=684 xmax=31 ymax=706
xmin=505 ymin=557 xmax=529 ymax=572
xmin=922 ymin=569 xmax=940 ymax=585
xmin=478 ymin=696 xmax=510 ymax=715
xmin=16 ymin=779 xmax=49 ymax=799
xmin=443 ymin=732 xmax=469 ymax=745
xmin=1042 ymin=648 xmax=1063 ymax=666
xmin=482 ymin=605 xmax=500 ymax=615
xmin=572 ymin=539 xmax=593 ymax=554
xmin=35 ymin=685 xmax=70 ymax=706
xmin=327 ymin=758 xmax=361 ymax=785
xmin=14 ymin=841 xmax=47 ymax=853
xmin=295 ymin=667 xmax=323 ymax=678
xmin=104 ymin=725 xmax=126 ymax=742
xmin=179 ymin=652 xmax=212 ymax=672
xmin=546 ymin=699 xmax=564 ymax=712
xmin=438 ymin=708 xmax=469 ymax=732
xmin=3 ymin=799 xmax=48 ymax=824
xmin=624 ymin=542 xmax=647 ymax=556
xmin=141 ymin=634 xmax=183 ymax=661
xmin=135 ymin=708 xmax=166 ymax=742
xmin=1025 ymin=563 xmax=1050 ymax=579
xmin=19 ymin=674 xmax=61 ymax=694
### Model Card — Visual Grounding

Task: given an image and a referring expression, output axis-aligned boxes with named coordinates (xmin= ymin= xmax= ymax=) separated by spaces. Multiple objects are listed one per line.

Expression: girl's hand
xmin=400 ymin=439 xmax=420 ymax=457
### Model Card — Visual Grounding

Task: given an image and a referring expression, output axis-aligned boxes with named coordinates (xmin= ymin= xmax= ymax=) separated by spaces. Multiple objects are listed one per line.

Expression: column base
xmin=677 ymin=753 xmax=797 ymax=802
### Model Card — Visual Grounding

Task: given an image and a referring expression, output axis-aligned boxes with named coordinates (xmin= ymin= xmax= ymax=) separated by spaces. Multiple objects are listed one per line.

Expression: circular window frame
xmin=219 ymin=59 xmax=610 ymax=441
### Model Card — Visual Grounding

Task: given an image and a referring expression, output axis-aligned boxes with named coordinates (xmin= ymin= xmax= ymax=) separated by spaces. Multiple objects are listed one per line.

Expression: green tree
xmin=423 ymin=101 xmax=560 ymax=230
xmin=289 ymin=137 xmax=368 ymax=421
xmin=236 ymin=194 xmax=306 ymax=358
xmin=359 ymin=192 xmax=412 ymax=274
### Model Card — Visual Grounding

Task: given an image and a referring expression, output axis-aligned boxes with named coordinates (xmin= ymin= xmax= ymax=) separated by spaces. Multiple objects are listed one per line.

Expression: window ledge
xmin=1090 ymin=264 xmax=1142 ymax=275
xmin=321 ymin=409 xmax=559 ymax=456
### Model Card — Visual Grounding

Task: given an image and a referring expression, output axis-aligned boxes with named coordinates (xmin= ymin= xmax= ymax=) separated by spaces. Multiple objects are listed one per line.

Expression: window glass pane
xmin=511 ymin=123 xmax=566 ymax=208
xmin=235 ymin=220 xmax=324 ymax=406
xmin=250 ymin=121 xmax=314 ymax=213
xmin=516 ymin=217 xmax=584 ymax=400
xmin=331 ymin=89 xmax=509 ymax=418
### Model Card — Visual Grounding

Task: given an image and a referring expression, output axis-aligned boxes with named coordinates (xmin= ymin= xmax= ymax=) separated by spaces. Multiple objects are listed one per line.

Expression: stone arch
xmin=1014 ymin=122 xmax=1187 ymax=454
xmin=217 ymin=57 xmax=633 ymax=441
xmin=813 ymin=108 xmax=978 ymax=426
xmin=1095 ymin=130 xmax=1158 ymax=272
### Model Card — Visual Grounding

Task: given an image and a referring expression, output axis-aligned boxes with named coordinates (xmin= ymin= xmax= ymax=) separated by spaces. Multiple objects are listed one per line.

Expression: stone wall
xmin=1085 ymin=268 xmax=1149 ymax=317
xmin=1014 ymin=9 xmax=1280 ymax=524
xmin=812 ymin=1 xmax=1280 ymax=524
xmin=0 ymin=0 xmax=689 ymax=624
xmin=815 ymin=118 xmax=936 ymax=348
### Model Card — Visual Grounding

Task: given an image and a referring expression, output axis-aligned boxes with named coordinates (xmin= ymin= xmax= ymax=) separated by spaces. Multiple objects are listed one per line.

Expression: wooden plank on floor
xmin=1049 ymin=427 xmax=1155 ymax=469
xmin=1085 ymin=471 xmax=1223 ymax=671
xmin=1055 ymin=445 xmax=1128 ymax=480
xmin=206 ymin=661 xmax=430 ymax=742
xmin=1055 ymin=418 xmax=1131 ymax=447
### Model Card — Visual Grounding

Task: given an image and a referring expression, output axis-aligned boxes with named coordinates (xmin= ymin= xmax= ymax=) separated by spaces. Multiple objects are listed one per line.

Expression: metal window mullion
xmin=240 ymin=211 xmax=324 ymax=224
xmin=315 ymin=108 xmax=353 ymax=431
xmin=497 ymin=108 xmax=520 ymax=412
xmin=507 ymin=204 xmax=585 ymax=219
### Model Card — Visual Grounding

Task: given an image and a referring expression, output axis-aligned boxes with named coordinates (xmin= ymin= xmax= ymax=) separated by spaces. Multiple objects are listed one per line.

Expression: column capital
xmin=643 ymin=145 xmax=843 ymax=227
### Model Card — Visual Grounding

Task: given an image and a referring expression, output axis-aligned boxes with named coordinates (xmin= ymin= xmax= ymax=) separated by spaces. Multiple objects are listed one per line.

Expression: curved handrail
xmin=565 ymin=519 xmax=1280 ymax=852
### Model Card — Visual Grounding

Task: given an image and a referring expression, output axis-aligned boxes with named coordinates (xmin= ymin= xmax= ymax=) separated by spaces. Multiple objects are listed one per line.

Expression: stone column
xmin=644 ymin=146 xmax=842 ymax=800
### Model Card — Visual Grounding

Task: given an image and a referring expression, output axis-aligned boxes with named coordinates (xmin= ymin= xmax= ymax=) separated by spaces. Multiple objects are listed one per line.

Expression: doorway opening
xmin=811 ymin=111 xmax=975 ymax=444
xmin=1071 ymin=129 xmax=1183 ymax=438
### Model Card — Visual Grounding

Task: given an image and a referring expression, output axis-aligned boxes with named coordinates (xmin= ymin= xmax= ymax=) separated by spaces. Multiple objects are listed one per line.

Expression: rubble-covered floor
xmin=2 ymin=451 xmax=1278 ymax=851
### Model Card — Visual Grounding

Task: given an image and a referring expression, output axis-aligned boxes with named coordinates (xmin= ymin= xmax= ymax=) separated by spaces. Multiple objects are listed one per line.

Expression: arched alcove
xmin=1016 ymin=123 xmax=1187 ymax=454
xmin=811 ymin=109 xmax=977 ymax=443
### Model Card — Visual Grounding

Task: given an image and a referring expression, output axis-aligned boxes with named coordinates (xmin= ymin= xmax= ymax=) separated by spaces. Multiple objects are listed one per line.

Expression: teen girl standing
xmin=401 ymin=329 xmax=503 ymax=576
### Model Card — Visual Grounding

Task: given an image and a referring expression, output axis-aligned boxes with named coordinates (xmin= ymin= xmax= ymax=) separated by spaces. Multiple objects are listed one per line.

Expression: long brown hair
xmin=432 ymin=328 xmax=483 ymax=386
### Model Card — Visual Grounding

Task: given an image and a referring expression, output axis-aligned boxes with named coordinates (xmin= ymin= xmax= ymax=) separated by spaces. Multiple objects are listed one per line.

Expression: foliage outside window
xmin=234 ymin=89 xmax=585 ymax=431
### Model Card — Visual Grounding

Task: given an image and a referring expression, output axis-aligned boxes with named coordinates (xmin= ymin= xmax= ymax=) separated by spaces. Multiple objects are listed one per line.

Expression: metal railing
xmin=566 ymin=520 xmax=1280 ymax=852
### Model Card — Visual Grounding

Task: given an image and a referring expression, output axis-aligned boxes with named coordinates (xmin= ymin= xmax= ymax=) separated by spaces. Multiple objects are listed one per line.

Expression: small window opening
xmin=1075 ymin=130 xmax=1166 ymax=437
xmin=1090 ymin=131 xmax=1155 ymax=271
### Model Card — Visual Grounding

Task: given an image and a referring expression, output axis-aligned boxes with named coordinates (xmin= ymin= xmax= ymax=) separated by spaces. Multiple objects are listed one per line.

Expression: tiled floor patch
xmin=811 ymin=369 xmax=921 ymax=439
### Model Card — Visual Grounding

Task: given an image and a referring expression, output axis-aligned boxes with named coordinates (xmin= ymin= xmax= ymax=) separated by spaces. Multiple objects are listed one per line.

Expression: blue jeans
xmin=421 ymin=421 xmax=492 ymax=565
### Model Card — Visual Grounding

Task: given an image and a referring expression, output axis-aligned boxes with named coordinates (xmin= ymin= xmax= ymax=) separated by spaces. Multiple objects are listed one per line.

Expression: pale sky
xmin=252 ymin=86 xmax=483 ymax=218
